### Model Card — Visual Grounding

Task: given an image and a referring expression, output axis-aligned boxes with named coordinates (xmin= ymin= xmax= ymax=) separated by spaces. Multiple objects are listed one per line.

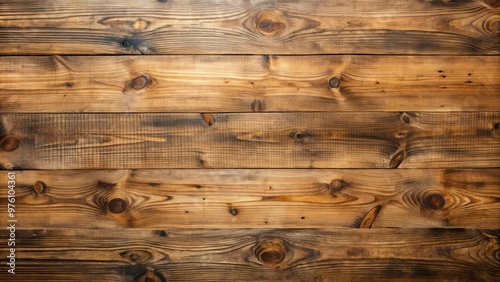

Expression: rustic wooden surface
xmin=1 ymin=112 xmax=498 ymax=169
xmin=0 ymin=0 xmax=499 ymax=55
xmin=0 ymin=228 xmax=498 ymax=281
xmin=0 ymin=169 xmax=498 ymax=229
xmin=0 ymin=56 xmax=499 ymax=113
xmin=1 ymin=0 xmax=499 ymax=280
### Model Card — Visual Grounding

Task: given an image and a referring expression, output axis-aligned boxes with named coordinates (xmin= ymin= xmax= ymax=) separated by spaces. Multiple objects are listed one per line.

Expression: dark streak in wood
xmin=359 ymin=205 xmax=383 ymax=228
xmin=98 ymin=180 xmax=117 ymax=189
xmin=389 ymin=150 xmax=406 ymax=169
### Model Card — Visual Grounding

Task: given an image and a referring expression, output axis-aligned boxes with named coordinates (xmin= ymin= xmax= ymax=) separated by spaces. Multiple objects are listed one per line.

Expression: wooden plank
xmin=0 ymin=0 xmax=499 ymax=55
xmin=1 ymin=55 xmax=499 ymax=113
xmin=0 ymin=228 xmax=498 ymax=281
xmin=0 ymin=112 xmax=498 ymax=169
xmin=0 ymin=169 xmax=498 ymax=228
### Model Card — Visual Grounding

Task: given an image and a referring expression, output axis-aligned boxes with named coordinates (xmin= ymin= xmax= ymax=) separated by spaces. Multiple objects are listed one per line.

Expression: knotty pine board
xmin=0 ymin=112 xmax=498 ymax=169
xmin=1 ymin=55 xmax=499 ymax=113
xmin=0 ymin=169 xmax=498 ymax=229
xmin=0 ymin=228 xmax=498 ymax=281
xmin=0 ymin=0 xmax=499 ymax=55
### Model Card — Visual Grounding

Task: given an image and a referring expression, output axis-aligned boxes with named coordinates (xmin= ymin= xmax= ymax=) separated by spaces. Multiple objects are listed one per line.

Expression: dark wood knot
xmin=329 ymin=179 xmax=346 ymax=191
xmin=400 ymin=112 xmax=412 ymax=124
xmin=202 ymin=113 xmax=215 ymax=126
xmin=122 ymin=39 xmax=133 ymax=48
xmin=1 ymin=136 xmax=20 ymax=151
xmin=108 ymin=198 xmax=128 ymax=214
xmin=328 ymin=77 xmax=340 ymax=88
xmin=256 ymin=12 xmax=287 ymax=36
xmin=119 ymin=250 xmax=151 ymax=263
xmin=33 ymin=181 xmax=46 ymax=194
xmin=136 ymin=270 xmax=164 ymax=282
xmin=132 ymin=75 xmax=150 ymax=90
xmin=255 ymin=240 xmax=286 ymax=265
xmin=229 ymin=208 xmax=239 ymax=216
xmin=424 ymin=193 xmax=446 ymax=210
xmin=494 ymin=122 xmax=500 ymax=133
xmin=290 ymin=131 xmax=306 ymax=140
xmin=486 ymin=18 xmax=500 ymax=33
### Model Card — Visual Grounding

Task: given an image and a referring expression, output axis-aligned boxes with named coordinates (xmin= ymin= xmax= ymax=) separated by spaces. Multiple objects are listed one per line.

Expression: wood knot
xmin=400 ymin=112 xmax=412 ymax=124
xmin=486 ymin=18 xmax=500 ymax=33
xmin=122 ymin=39 xmax=133 ymax=48
xmin=255 ymin=240 xmax=286 ymax=265
xmin=229 ymin=207 xmax=239 ymax=216
xmin=132 ymin=75 xmax=150 ymax=90
xmin=494 ymin=122 xmax=500 ymax=133
xmin=424 ymin=193 xmax=446 ymax=210
xmin=290 ymin=131 xmax=306 ymax=140
xmin=119 ymin=250 xmax=151 ymax=263
xmin=158 ymin=230 xmax=168 ymax=237
xmin=256 ymin=12 xmax=287 ymax=36
xmin=328 ymin=77 xmax=340 ymax=88
xmin=33 ymin=181 xmax=46 ymax=194
xmin=389 ymin=150 xmax=406 ymax=168
xmin=0 ymin=136 xmax=20 ymax=152
xmin=108 ymin=198 xmax=128 ymax=214
xmin=329 ymin=179 xmax=345 ymax=191
xmin=202 ymin=113 xmax=215 ymax=126
xmin=136 ymin=270 xmax=165 ymax=282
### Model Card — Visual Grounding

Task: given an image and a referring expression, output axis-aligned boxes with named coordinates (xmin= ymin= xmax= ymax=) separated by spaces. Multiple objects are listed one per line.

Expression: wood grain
xmin=1 ymin=55 xmax=499 ymax=113
xmin=1 ymin=112 xmax=498 ymax=169
xmin=0 ymin=0 xmax=499 ymax=55
xmin=0 ymin=169 xmax=498 ymax=228
xmin=0 ymin=228 xmax=498 ymax=281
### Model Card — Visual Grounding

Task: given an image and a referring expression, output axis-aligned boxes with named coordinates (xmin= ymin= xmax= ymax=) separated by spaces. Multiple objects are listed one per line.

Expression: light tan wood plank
xmin=0 ymin=228 xmax=498 ymax=281
xmin=0 ymin=169 xmax=498 ymax=228
xmin=0 ymin=0 xmax=499 ymax=55
xmin=1 ymin=56 xmax=499 ymax=113
xmin=0 ymin=112 xmax=499 ymax=169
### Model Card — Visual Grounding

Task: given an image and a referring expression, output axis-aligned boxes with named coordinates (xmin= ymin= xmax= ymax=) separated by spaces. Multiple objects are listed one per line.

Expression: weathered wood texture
xmin=0 ymin=228 xmax=498 ymax=281
xmin=0 ymin=0 xmax=499 ymax=55
xmin=0 ymin=169 xmax=498 ymax=228
xmin=1 ymin=55 xmax=499 ymax=113
xmin=1 ymin=112 xmax=498 ymax=169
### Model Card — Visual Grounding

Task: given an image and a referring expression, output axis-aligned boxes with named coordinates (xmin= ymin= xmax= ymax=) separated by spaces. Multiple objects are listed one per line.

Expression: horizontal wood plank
xmin=0 ymin=169 xmax=498 ymax=228
xmin=0 ymin=228 xmax=498 ymax=281
xmin=0 ymin=0 xmax=499 ymax=55
xmin=1 ymin=55 xmax=499 ymax=113
xmin=0 ymin=112 xmax=498 ymax=169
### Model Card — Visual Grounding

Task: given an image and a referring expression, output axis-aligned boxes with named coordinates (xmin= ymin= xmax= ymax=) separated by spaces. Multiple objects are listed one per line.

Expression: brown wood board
xmin=0 ymin=56 xmax=499 ymax=113
xmin=0 ymin=169 xmax=498 ymax=229
xmin=0 ymin=228 xmax=498 ymax=281
xmin=0 ymin=112 xmax=499 ymax=169
xmin=0 ymin=0 xmax=499 ymax=55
